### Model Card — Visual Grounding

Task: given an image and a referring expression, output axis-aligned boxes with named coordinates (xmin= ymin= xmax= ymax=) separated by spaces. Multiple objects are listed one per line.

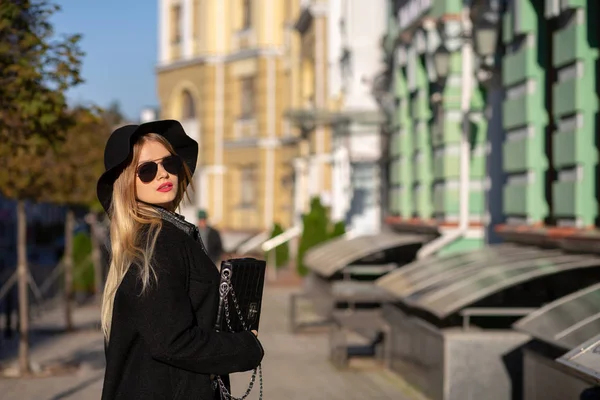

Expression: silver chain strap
xmin=193 ymin=228 xmax=263 ymax=399
xmin=214 ymin=280 xmax=263 ymax=400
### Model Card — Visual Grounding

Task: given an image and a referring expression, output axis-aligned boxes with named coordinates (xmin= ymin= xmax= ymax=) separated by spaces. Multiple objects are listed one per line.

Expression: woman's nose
xmin=156 ymin=162 xmax=169 ymax=178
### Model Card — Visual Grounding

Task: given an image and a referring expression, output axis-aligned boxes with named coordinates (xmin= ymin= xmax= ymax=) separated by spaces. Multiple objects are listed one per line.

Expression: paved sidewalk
xmin=0 ymin=303 xmax=105 ymax=399
xmin=0 ymin=286 xmax=420 ymax=400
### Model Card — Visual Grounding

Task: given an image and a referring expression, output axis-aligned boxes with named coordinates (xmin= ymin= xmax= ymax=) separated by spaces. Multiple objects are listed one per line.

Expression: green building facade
xmin=382 ymin=0 xmax=599 ymax=255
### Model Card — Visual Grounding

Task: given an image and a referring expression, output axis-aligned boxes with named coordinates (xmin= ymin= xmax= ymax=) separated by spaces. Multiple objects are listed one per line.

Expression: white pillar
xmin=214 ymin=62 xmax=225 ymax=224
xmin=158 ymin=0 xmax=170 ymax=64
xmin=182 ymin=0 xmax=193 ymax=58
xmin=265 ymin=0 xmax=274 ymax=41
xmin=314 ymin=14 xmax=325 ymax=194
xmin=216 ymin=0 xmax=225 ymax=51
xmin=199 ymin=168 xmax=209 ymax=210
xmin=293 ymin=158 xmax=308 ymax=225
xmin=331 ymin=148 xmax=342 ymax=221
xmin=263 ymin=57 xmax=276 ymax=229
xmin=211 ymin=1 xmax=226 ymax=225
xmin=331 ymin=145 xmax=350 ymax=222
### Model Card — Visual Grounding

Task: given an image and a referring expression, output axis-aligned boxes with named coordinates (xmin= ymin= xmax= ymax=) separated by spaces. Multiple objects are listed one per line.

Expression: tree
xmin=72 ymin=231 xmax=95 ymax=295
xmin=330 ymin=221 xmax=346 ymax=239
xmin=103 ymin=100 xmax=127 ymax=128
xmin=42 ymin=106 xmax=107 ymax=330
xmin=0 ymin=0 xmax=83 ymax=375
xmin=264 ymin=223 xmax=290 ymax=269
xmin=296 ymin=198 xmax=328 ymax=276
xmin=86 ymin=106 xmax=122 ymax=304
xmin=296 ymin=197 xmax=347 ymax=276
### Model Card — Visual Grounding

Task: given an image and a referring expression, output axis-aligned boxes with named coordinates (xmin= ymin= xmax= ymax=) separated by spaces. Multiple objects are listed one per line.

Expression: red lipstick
xmin=157 ymin=182 xmax=173 ymax=192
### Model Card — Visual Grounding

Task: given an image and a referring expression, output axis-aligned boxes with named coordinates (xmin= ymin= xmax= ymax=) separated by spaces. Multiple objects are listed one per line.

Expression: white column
xmin=265 ymin=0 xmax=274 ymax=42
xmin=158 ymin=0 xmax=170 ymax=64
xmin=293 ymin=159 xmax=307 ymax=225
xmin=314 ymin=15 xmax=325 ymax=194
xmin=182 ymin=0 xmax=193 ymax=58
xmin=327 ymin=0 xmax=342 ymax=98
xmin=212 ymin=0 xmax=226 ymax=225
xmin=331 ymin=148 xmax=342 ymax=221
xmin=307 ymin=159 xmax=319 ymax=198
xmin=263 ymin=57 xmax=276 ymax=229
xmin=199 ymin=168 xmax=209 ymax=209
xmin=332 ymin=145 xmax=351 ymax=222
xmin=216 ymin=0 xmax=225 ymax=51
xmin=214 ymin=63 xmax=225 ymax=224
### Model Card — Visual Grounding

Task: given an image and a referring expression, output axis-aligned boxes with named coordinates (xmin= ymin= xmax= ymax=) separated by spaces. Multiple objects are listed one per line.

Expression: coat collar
xmin=153 ymin=206 xmax=212 ymax=258
xmin=154 ymin=206 xmax=198 ymax=239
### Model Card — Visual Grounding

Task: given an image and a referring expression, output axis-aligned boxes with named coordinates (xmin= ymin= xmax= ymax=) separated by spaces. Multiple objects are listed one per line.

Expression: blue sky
xmin=52 ymin=0 xmax=158 ymax=120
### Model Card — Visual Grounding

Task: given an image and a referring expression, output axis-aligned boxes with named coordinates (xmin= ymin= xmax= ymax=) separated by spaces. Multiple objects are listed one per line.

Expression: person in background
xmin=197 ymin=209 xmax=224 ymax=266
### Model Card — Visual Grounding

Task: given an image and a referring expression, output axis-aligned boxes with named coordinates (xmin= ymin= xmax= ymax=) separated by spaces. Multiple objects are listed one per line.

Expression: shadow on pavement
xmin=49 ymin=372 xmax=105 ymax=400
xmin=32 ymin=321 xmax=101 ymax=336
xmin=45 ymin=345 xmax=106 ymax=372
xmin=0 ymin=331 xmax=62 ymax=365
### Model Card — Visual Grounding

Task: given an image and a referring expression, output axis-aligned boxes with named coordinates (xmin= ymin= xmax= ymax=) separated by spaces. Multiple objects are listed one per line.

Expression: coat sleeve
xmin=122 ymin=249 xmax=264 ymax=376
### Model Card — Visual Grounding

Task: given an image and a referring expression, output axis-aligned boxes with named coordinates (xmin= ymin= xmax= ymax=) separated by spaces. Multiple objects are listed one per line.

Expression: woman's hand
xmin=251 ymin=330 xmax=258 ymax=337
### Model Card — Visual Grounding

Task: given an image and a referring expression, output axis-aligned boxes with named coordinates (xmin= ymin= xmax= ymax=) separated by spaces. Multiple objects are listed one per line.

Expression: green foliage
xmin=296 ymin=197 xmax=346 ymax=277
xmin=103 ymin=100 xmax=127 ymax=128
xmin=72 ymin=231 xmax=94 ymax=293
xmin=43 ymin=106 xmax=110 ymax=207
xmin=330 ymin=221 xmax=346 ymax=239
xmin=264 ymin=223 xmax=290 ymax=269
xmin=0 ymin=0 xmax=84 ymax=202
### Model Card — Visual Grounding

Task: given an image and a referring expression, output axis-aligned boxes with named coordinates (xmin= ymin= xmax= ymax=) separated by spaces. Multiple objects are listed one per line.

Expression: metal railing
xmin=261 ymin=226 xmax=302 ymax=253
xmin=0 ymin=254 xmax=95 ymax=325
xmin=237 ymin=231 xmax=271 ymax=255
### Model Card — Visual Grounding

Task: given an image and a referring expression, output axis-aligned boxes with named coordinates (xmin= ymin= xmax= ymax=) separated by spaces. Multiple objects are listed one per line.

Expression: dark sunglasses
xmin=136 ymin=155 xmax=182 ymax=183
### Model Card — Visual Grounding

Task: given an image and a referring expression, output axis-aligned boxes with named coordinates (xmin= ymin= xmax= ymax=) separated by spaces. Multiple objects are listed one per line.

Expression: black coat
xmin=101 ymin=211 xmax=264 ymax=400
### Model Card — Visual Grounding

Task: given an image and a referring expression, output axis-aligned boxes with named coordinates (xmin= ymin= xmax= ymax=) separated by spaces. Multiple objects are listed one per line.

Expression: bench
xmin=328 ymin=310 xmax=391 ymax=368
xmin=289 ymin=272 xmax=395 ymax=333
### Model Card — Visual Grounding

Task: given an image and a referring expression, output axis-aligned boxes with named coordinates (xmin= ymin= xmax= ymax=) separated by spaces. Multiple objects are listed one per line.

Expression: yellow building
xmin=287 ymin=1 xmax=333 ymax=220
xmin=156 ymin=0 xmax=302 ymax=241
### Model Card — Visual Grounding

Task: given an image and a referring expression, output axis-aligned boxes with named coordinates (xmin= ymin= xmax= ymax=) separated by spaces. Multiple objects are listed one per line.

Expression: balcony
xmin=234 ymin=117 xmax=258 ymax=139
xmin=280 ymin=120 xmax=302 ymax=141
xmin=231 ymin=28 xmax=256 ymax=51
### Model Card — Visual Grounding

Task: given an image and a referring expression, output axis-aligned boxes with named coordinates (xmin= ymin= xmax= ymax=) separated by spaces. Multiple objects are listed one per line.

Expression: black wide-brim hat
xmin=96 ymin=119 xmax=198 ymax=213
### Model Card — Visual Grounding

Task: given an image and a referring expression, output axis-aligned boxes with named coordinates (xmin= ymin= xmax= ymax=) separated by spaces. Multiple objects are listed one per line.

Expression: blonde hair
xmin=101 ymin=133 xmax=193 ymax=340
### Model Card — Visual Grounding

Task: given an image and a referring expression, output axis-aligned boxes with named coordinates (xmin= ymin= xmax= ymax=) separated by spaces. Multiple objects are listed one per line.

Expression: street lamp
xmin=424 ymin=19 xmax=441 ymax=81
xmin=433 ymin=19 xmax=461 ymax=81
xmin=473 ymin=22 xmax=499 ymax=58
xmin=433 ymin=47 xmax=451 ymax=80
xmin=471 ymin=0 xmax=502 ymax=71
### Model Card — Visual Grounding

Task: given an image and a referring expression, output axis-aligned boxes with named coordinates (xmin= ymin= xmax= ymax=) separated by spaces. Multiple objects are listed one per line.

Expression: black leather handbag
xmin=215 ymin=258 xmax=266 ymax=333
xmin=214 ymin=258 xmax=266 ymax=399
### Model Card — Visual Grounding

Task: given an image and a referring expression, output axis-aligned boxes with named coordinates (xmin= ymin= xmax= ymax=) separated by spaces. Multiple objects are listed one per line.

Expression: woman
xmin=97 ymin=120 xmax=264 ymax=400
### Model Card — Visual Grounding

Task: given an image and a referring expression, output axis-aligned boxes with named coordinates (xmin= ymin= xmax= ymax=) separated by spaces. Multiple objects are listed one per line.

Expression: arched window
xmin=181 ymin=90 xmax=196 ymax=120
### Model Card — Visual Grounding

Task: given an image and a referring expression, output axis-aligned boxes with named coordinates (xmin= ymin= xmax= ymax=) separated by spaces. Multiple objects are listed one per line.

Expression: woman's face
xmin=135 ymin=140 xmax=179 ymax=209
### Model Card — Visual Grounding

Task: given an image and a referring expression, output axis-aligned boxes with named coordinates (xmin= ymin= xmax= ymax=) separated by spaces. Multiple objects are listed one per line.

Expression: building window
xmin=240 ymin=166 xmax=257 ymax=207
xmin=240 ymin=77 xmax=255 ymax=118
xmin=242 ymin=0 xmax=252 ymax=29
xmin=352 ymin=163 xmax=378 ymax=207
xmin=181 ymin=90 xmax=196 ymax=120
xmin=171 ymin=4 xmax=182 ymax=45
